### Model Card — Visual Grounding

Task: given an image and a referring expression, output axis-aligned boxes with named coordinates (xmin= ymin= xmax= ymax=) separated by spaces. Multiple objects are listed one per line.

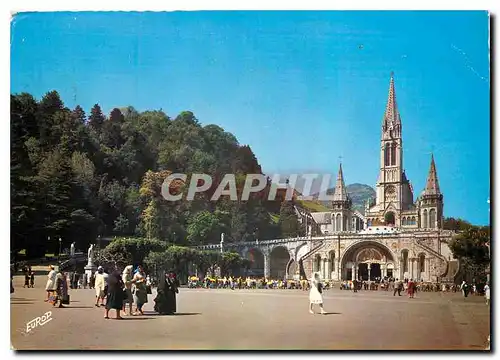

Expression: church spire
xmin=333 ymin=163 xmax=349 ymax=202
xmin=423 ymin=154 xmax=441 ymax=196
xmin=382 ymin=72 xmax=401 ymax=130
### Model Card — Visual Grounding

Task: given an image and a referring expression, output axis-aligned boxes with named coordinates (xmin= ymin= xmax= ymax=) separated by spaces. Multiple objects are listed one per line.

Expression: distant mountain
xmin=311 ymin=183 xmax=376 ymax=215
xmin=346 ymin=184 xmax=376 ymax=214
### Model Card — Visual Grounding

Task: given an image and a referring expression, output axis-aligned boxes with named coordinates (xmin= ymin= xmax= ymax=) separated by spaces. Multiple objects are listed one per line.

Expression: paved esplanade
xmin=11 ymin=276 xmax=489 ymax=350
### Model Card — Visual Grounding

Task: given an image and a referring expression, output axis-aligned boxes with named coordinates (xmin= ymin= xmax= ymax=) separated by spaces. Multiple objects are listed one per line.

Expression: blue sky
xmin=11 ymin=11 xmax=490 ymax=225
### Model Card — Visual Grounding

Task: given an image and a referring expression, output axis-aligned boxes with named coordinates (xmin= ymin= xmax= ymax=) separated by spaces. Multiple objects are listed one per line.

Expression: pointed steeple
xmin=382 ymin=72 xmax=401 ymax=129
xmin=333 ymin=163 xmax=349 ymax=202
xmin=423 ymin=154 xmax=441 ymax=196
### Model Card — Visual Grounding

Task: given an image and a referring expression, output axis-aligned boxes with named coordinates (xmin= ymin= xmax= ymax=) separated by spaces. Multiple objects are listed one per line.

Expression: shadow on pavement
xmin=11 ymin=302 xmax=35 ymax=305
xmin=11 ymin=297 xmax=33 ymax=302
xmin=142 ymin=311 xmax=201 ymax=316
xmin=322 ymin=312 xmax=341 ymax=315
xmin=174 ymin=312 xmax=201 ymax=316
xmin=60 ymin=306 xmax=95 ymax=309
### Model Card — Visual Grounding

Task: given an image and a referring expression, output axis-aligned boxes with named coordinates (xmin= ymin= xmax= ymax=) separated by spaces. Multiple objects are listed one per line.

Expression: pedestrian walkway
xmin=10 ymin=276 xmax=490 ymax=350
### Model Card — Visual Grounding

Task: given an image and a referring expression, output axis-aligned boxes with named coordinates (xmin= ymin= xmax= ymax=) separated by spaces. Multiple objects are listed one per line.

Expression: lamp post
xmin=58 ymin=237 xmax=62 ymax=263
xmin=487 ymin=198 xmax=490 ymax=284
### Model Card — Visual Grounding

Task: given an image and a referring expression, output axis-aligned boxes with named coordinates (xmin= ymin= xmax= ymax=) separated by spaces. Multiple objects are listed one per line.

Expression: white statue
xmin=220 ymin=233 xmax=224 ymax=254
xmin=70 ymin=242 xmax=75 ymax=256
xmin=88 ymin=244 xmax=94 ymax=261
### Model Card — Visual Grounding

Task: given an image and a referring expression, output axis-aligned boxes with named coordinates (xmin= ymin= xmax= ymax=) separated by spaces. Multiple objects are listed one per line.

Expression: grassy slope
xmin=295 ymin=199 xmax=331 ymax=212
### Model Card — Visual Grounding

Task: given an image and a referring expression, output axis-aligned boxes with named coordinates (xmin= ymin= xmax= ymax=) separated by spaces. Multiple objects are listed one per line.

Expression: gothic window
xmin=385 ymin=211 xmax=395 ymax=226
xmin=402 ymin=217 xmax=407 ymax=226
xmin=329 ymin=251 xmax=335 ymax=270
xmin=367 ymin=219 xmax=372 ymax=227
xmin=411 ymin=216 xmax=416 ymax=225
xmin=419 ymin=254 xmax=425 ymax=273
xmin=385 ymin=185 xmax=396 ymax=202
xmin=402 ymin=250 xmax=409 ymax=273
xmin=314 ymin=254 xmax=321 ymax=273
xmin=385 ymin=143 xmax=390 ymax=166
xmin=391 ymin=143 xmax=397 ymax=166
xmin=429 ymin=209 xmax=436 ymax=229
xmin=336 ymin=214 xmax=341 ymax=232
xmin=423 ymin=210 xmax=428 ymax=228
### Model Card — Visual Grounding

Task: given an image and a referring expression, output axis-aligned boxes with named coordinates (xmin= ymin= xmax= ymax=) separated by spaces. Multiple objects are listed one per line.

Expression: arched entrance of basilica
xmin=270 ymin=246 xmax=290 ymax=279
xmin=340 ymin=241 xmax=396 ymax=281
xmin=246 ymin=248 xmax=265 ymax=277
xmin=385 ymin=211 xmax=395 ymax=226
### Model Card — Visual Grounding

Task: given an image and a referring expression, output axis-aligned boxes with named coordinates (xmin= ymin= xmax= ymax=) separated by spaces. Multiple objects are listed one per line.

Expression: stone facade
xmin=195 ymin=228 xmax=454 ymax=282
xmin=297 ymin=74 xmax=454 ymax=281
xmin=195 ymin=74 xmax=456 ymax=282
xmin=301 ymin=229 xmax=453 ymax=282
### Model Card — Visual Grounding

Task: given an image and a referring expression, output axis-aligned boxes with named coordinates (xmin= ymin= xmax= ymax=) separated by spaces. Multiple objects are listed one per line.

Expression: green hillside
xmin=295 ymin=199 xmax=331 ymax=212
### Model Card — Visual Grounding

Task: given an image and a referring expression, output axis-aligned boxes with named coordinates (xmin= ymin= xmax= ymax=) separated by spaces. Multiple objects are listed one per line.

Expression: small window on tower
xmin=391 ymin=143 xmax=397 ymax=166
xmin=384 ymin=143 xmax=390 ymax=166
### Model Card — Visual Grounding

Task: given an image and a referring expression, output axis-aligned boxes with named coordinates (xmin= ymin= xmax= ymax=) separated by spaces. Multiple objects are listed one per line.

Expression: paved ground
xmin=11 ymin=276 xmax=490 ymax=350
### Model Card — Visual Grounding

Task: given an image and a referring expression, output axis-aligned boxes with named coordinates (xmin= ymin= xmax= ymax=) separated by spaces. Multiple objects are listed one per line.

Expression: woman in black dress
xmin=167 ymin=272 xmax=180 ymax=313
xmin=105 ymin=269 xmax=125 ymax=319
xmin=154 ymin=271 xmax=179 ymax=315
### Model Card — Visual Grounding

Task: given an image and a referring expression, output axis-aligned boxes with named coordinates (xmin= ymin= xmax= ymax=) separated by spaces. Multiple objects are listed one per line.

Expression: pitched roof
xmin=382 ymin=73 xmax=401 ymax=129
xmin=332 ymin=163 xmax=349 ymax=202
xmin=423 ymin=154 xmax=441 ymax=196
xmin=310 ymin=212 xmax=332 ymax=224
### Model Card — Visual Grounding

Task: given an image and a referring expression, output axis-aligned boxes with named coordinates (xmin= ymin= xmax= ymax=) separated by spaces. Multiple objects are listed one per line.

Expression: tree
xmin=278 ymin=201 xmax=300 ymax=238
xmin=219 ymin=252 xmax=244 ymax=276
xmin=443 ymin=217 xmax=472 ymax=231
xmin=10 ymin=90 xmax=282 ymax=258
xmin=186 ymin=210 xmax=229 ymax=245
xmin=88 ymin=104 xmax=106 ymax=132
xmin=98 ymin=237 xmax=167 ymax=268
xmin=449 ymin=225 xmax=490 ymax=282
xmin=191 ymin=250 xmax=221 ymax=277
xmin=165 ymin=245 xmax=198 ymax=272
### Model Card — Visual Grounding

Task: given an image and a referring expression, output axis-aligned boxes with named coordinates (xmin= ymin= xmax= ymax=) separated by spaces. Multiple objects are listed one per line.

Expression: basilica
xmin=299 ymin=74 xmax=456 ymax=282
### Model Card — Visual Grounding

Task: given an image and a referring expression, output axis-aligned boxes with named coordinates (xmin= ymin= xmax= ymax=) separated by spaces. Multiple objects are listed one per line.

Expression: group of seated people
xmin=186 ymin=275 xmax=480 ymax=295
xmin=338 ymin=278 xmax=477 ymax=293
xmin=188 ymin=276 xmax=315 ymax=290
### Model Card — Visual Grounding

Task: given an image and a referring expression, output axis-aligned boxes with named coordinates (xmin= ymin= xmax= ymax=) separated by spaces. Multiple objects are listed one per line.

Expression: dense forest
xmin=11 ymin=91 xmax=304 ymax=259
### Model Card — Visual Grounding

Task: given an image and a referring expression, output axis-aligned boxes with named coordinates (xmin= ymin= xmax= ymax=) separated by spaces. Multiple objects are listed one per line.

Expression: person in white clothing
xmin=44 ymin=265 xmax=57 ymax=302
xmin=484 ymin=283 xmax=490 ymax=306
xmin=94 ymin=266 xmax=106 ymax=307
xmin=309 ymin=272 xmax=326 ymax=315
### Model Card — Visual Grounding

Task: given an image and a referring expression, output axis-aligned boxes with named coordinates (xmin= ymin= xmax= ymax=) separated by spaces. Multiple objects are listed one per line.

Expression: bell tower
xmin=418 ymin=154 xmax=444 ymax=229
xmin=372 ymin=73 xmax=414 ymax=226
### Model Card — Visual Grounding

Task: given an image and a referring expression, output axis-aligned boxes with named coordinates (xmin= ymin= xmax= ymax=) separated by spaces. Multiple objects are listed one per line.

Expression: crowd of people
xmin=186 ymin=274 xmax=491 ymax=304
xmin=41 ymin=264 xmax=180 ymax=319
xmin=188 ymin=276 xmax=312 ymax=290
xmin=11 ymin=264 xmax=489 ymax=321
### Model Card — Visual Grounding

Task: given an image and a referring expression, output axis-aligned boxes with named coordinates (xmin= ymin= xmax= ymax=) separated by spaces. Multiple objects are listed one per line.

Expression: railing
xmin=193 ymin=236 xmax=315 ymax=250
xmin=297 ymin=238 xmax=327 ymax=262
xmin=58 ymin=253 xmax=87 ymax=271
xmin=414 ymin=236 xmax=449 ymax=277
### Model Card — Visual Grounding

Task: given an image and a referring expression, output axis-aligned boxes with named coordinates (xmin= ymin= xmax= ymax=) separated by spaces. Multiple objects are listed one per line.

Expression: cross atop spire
xmin=382 ymin=73 xmax=401 ymax=129
xmin=423 ymin=153 xmax=441 ymax=196
xmin=333 ymin=163 xmax=349 ymax=202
